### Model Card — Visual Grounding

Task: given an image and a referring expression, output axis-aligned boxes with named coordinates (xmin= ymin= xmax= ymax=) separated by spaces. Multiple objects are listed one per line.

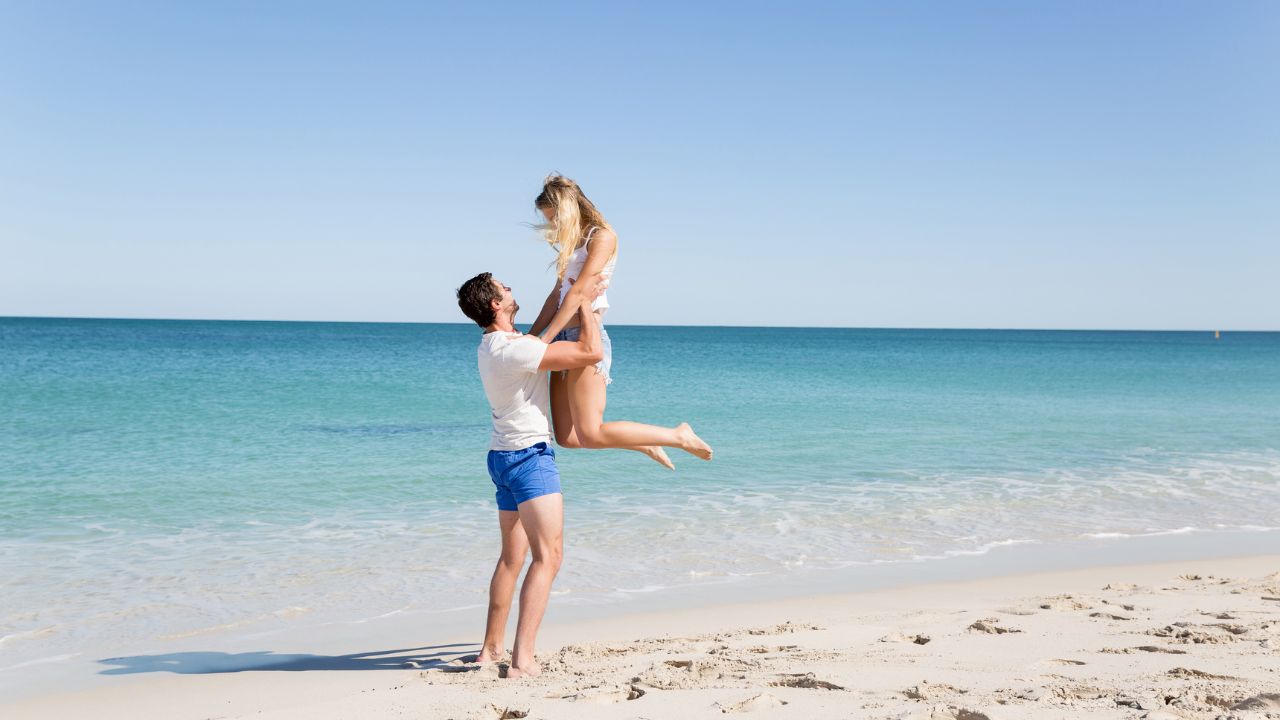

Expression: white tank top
xmin=557 ymin=226 xmax=617 ymax=312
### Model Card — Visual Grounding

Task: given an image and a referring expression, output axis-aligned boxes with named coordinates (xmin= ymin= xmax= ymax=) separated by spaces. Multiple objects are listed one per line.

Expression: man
xmin=454 ymin=270 xmax=605 ymax=679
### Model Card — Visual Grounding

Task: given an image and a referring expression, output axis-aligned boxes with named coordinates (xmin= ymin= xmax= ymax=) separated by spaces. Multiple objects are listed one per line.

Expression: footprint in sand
xmin=742 ymin=621 xmax=823 ymax=636
xmin=770 ymin=672 xmax=844 ymax=690
xmin=1100 ymin=645 xmax=1186 ymax=655
xmin=638 ymin=657 xmax=756 ymax=689
xmin=894 ymin=706 xmax=993 ymax=720
xmin=1232 ymin=693 xmax=1280 ymax=712
xmin=1048 ymin=684 xmax=1107 ymax=701
xmin=1088 ymin=611 xmax=1133 ymax=621
xmin=1166 ymin=667 xmax=1240 ymax=681
xmin=1145 ymin=622 xmax=1240 ymax=644
xmin=1038 ymin=594 xmax=1095 ymax=611
xmin=996 ymin=606 xmax=1038 ymax=616
xmin=560 ymin=684 xmax=646 ymax=704
xmin=715 ymin=692 xmax=787 ymax=713
xmin=1101 ymin=582 xmax=1141 ymax=591
xmin=879 ymin=631 xmax=932 ymax=645
xmin=902 ymin=681 xmax=968 ymax=700
xmin=967 ymin=619 xmax=1022 ymax=634
xmin=1198 ymin=610 xmax=1237 ymax=620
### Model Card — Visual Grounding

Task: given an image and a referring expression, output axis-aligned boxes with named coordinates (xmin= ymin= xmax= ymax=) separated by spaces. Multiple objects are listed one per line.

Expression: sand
xmin=4 ymin=554 xmax=1278 ymax=719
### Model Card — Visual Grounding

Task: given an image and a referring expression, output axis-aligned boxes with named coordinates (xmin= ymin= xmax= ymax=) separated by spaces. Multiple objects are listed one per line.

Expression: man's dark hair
xmin=457 ymin=272 xmax=500 ymax=327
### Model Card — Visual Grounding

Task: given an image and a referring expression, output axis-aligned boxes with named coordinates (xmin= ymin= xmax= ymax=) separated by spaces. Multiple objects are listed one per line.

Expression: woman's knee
xmin=554 ymin=427 xmax=581 ymax=449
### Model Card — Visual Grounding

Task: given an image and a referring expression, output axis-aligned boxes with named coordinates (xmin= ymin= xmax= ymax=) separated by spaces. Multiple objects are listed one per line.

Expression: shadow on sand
xmin=97 ymin=644 xmax=477 ymax=675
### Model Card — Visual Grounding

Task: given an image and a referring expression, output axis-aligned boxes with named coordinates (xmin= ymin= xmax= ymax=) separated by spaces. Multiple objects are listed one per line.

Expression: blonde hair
xmin=534 ymin=173 xmax=616 ymax=279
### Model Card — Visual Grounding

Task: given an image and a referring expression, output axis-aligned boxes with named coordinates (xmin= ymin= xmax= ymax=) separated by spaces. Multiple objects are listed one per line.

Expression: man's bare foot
xmin=639 ymin=445 xmax=675 ymax=469
xmin=504 ymin=661 xmax=541 ymax=679
xmin=474 ymin=646 xmax=504 ymax=664
xmin=675 ymin=423 xmax=713 ymax=460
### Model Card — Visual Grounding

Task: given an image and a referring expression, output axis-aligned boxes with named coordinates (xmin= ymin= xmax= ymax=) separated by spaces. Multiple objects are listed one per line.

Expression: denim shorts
xmin=486 ymin=442 xmax=561 ymax=511
xmin=553 ymin=324 xmax=612 ymax=385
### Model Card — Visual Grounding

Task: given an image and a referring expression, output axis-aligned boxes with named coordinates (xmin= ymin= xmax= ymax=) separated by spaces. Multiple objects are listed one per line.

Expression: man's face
xmin=492 ymin=278 xmax=518 ymax=321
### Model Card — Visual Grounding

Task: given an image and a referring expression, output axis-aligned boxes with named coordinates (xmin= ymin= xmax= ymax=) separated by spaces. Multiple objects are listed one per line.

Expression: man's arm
xmin=538 ymin=286 xmax=603 ymax=372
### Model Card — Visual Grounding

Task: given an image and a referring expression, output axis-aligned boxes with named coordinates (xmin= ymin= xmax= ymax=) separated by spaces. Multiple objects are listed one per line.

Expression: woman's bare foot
xmin=639 ymin=445 xmax=675 ymax=469
xmin=675 ymin=423 xmax=713 ymax=460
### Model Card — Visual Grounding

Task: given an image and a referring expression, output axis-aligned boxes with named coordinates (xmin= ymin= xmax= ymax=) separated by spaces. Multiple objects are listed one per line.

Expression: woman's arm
xmin=537 ymin=229 xmax=617 ymax=342
xmin=527 ymin=279 xmax=563 ymax=338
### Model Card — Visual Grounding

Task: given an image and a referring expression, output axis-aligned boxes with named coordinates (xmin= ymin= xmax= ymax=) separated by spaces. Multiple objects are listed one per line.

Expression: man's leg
xmin=506 ymin=492 xmax=563 ymax=678
xmin=478 ymin=509 xmax=527 ymax=663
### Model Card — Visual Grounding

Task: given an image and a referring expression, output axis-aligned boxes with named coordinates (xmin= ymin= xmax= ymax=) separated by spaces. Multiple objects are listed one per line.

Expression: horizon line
xmin=1 ymin=315 xmax=1273 ymax=334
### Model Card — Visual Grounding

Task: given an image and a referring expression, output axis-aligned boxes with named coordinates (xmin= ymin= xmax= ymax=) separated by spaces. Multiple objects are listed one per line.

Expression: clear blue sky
xmin=2 ymin=1 xmax=1276 ymax=329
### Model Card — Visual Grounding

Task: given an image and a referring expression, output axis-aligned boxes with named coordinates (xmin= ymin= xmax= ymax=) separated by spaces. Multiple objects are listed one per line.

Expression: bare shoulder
xmin=588 ymin=227 xmax=617 ymax=251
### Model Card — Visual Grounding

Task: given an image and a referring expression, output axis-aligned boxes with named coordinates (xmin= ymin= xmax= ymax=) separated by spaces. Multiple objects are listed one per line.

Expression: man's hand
xmin=569 ymin=272 xmax=608 ymax=302
xmin=536 ymin=272 xmax=609 ymax=344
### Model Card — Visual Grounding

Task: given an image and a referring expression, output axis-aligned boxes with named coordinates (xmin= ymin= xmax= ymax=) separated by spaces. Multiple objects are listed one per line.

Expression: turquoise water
xmin=2 ymin=318 xmax=1279 ymax=676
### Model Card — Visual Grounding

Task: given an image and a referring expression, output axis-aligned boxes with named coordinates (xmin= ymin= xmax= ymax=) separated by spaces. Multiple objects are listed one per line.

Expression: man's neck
xmin=484 ymin=317 xmax=517 ymax=334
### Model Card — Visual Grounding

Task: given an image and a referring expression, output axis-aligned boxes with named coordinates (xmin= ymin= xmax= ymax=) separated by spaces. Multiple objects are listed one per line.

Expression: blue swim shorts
xmin=486 ymin=442 xmax=562 ymax=511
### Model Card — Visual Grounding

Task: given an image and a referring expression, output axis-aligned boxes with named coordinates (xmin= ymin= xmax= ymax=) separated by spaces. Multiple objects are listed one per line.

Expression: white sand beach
xmin=5 ymin=553 xmax=1278 ymax=719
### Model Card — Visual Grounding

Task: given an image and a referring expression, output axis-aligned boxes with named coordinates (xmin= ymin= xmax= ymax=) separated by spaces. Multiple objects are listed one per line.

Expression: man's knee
xmin=497 ymin=552 xmax=526 ymax=571
xmin=530 ymin=543 xmax=563 ymax=570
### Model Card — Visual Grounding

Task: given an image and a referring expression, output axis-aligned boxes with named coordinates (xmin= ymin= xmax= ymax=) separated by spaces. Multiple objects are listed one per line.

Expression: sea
xmin=2 ymin=318 xmax=1278 ymax=695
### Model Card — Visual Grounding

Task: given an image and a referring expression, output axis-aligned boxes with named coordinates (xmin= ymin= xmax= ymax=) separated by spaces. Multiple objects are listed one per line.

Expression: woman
xmin=528 ymin=174 xmax=712 ymax=468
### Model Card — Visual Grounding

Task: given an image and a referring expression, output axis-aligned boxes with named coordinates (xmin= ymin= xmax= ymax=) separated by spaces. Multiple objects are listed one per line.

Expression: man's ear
xmin=490 ymin=298 xmax=502 ymax=314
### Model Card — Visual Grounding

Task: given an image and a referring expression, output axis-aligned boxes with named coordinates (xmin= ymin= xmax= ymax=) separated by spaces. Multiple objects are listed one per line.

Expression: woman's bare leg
xmin=551 ymin=369 xmax=675 ymax=469
xmin=566 ymin=366 xmax=712 ymax=460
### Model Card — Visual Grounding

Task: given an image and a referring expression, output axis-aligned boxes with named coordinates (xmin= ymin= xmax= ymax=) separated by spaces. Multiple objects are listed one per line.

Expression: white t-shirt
xmin=477 ymin=331 xmax=551 ymax=451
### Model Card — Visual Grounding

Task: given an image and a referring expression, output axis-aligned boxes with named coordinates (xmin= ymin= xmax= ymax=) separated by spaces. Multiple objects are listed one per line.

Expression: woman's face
xmin=540 ymin=206 xmax=554 ymax=223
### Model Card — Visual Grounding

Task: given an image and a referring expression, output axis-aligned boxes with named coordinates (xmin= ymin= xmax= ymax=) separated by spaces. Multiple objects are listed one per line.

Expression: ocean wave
xmin=1082 ymin=526 xmax=1199 ymax=539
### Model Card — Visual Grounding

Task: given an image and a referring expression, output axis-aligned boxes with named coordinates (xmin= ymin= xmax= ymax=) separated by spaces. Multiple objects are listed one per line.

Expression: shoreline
xmin=3 ymin=537 xmax=1278 ymax=718
xmin=4 ymin=527 xmax=1277 ymax=700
